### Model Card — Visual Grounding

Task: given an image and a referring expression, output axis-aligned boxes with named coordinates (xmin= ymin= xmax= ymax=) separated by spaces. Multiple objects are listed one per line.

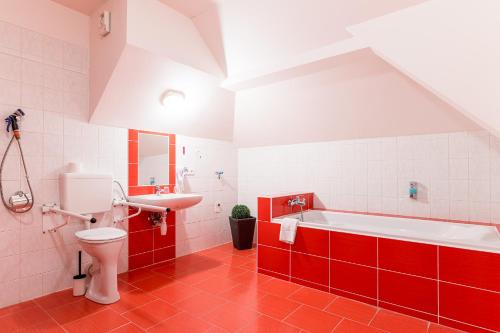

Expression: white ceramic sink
xmin=129 ymin=193 xmax=203 ymax=210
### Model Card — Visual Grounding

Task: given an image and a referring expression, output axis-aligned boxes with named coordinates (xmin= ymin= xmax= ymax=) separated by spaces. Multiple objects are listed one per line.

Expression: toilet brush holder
xmin=73 ymin=251 xmax=87 ymax=296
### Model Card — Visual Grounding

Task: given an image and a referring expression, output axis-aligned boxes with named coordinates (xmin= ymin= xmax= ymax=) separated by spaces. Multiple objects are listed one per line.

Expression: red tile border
xmin=128 ymin=129 xmax=176 ymax=269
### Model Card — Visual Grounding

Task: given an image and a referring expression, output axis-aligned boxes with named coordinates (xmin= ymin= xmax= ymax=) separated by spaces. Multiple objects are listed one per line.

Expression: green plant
xmin=231 ymin=204 xmax=251 ymax=219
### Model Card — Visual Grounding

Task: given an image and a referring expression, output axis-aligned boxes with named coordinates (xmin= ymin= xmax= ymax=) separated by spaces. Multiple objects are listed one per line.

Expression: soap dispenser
xmin=409 ymin=182 xmax=418 ymax=199
xmin=160 ymin=213 xmax=167 ymax=236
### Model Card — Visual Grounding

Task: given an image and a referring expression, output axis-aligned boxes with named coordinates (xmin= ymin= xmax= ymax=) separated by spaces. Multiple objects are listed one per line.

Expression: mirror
xmin=138 ymin=133 xmax=170 ymax=186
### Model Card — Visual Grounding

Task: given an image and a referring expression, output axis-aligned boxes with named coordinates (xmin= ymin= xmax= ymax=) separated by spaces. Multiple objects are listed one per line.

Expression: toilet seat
xmin=75 ymin=227 xmax=127 ymax=243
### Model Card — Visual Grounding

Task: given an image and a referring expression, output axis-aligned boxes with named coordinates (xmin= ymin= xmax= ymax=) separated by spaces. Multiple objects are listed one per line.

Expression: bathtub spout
xmin=288 ymin=196 xmax=305 ymax=222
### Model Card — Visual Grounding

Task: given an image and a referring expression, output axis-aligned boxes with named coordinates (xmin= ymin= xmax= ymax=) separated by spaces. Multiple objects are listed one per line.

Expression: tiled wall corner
xmin=175 ymin=135 xmax=237 ymax=257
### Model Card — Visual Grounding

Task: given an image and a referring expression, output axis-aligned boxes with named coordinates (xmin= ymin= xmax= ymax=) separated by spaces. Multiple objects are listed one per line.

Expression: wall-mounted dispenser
xmin=409 ymin=181 xmax=418 ymax=199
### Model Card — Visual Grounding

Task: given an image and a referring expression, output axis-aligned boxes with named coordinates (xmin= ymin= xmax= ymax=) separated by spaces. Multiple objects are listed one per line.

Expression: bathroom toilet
xmin=75 ymin=227 xmax=127 ymax=304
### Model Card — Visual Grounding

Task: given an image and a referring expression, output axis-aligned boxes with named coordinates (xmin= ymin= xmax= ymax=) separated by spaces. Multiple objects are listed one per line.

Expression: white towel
xmin=279 ymin=218 xmax=299 ymax=244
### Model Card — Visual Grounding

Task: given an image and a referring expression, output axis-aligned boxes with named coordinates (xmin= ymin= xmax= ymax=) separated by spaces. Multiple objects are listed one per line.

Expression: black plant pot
xmin=229 ymin=216 xmax=256 ymax=250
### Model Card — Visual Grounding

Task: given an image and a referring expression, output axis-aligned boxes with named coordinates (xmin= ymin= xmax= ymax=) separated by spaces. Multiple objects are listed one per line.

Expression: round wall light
xmin=160 ymin=90 xmax=186 ymax=110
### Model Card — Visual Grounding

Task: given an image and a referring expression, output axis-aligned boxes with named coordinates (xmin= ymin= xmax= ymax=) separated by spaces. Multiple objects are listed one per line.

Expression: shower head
xmin=5 ymin=109 xmax=25 ymax=139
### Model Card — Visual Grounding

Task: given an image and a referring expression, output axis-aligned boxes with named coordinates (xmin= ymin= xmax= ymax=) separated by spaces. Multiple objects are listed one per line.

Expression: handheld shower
xmin=0 ymin=109 xmax=34 ymax=213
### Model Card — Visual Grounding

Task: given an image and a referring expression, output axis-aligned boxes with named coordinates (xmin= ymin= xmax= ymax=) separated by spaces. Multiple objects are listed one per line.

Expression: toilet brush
xmin=73 ymin=251 xmax=87 ymax=296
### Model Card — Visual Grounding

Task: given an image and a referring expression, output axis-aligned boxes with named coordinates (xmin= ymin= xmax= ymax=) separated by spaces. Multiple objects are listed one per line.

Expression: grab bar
xmin=42 ymin=204 xmax=96 ymax=233
xmin=112 ymin=199 xmax=170 ymax=213
xmin=114 ymin=205 xmax=142 ymax=224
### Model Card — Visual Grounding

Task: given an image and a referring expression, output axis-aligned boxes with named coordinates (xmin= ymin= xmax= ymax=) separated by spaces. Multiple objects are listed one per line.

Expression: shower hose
xmin=0 ymin=135 xmax=34 ymax=213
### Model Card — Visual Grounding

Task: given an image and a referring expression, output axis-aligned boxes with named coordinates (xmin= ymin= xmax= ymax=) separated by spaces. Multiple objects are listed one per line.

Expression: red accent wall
xmin=257 ymin=193 xmax=500 ymax=333
xmin=128 ymin=129 xmax=176 ymax=270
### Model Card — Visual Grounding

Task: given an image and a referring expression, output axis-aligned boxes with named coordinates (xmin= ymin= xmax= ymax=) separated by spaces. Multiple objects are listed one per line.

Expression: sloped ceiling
xmin=348 ymin=0 xmax=500 ymax=137
xmin=191 ymin=0 xmax=427 ymax=78
xmin=89 ymin=0 xmax=234 ymax=140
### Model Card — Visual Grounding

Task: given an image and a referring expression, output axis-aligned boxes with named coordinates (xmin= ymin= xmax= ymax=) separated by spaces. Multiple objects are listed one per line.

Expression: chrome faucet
xmin=154 ymin=185 xmax=165 ymax=196
xmin=288 ymin=196 xmax=306 ymax=208
xmin=288 ymin=196 xmax=306 ymax=221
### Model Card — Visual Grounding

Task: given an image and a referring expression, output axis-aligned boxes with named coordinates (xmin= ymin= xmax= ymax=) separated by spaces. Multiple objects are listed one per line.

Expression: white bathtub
xmin=273 ymin=210 xmax=500 ymax=253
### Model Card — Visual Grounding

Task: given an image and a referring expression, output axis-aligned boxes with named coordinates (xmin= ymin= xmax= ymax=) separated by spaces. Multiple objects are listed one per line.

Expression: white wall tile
xmin=239 ymin=131 xmax=500 ymax=227
xmin=0 ymin=53 xmax=21 ymax=81
xmin=0 ymin=26 xmax=130 ymax=307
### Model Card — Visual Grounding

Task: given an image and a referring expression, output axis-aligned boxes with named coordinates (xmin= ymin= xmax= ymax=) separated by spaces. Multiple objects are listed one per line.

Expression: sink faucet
xmin=288 ymin=196 xmax=306 ymax=222
xmin=154 ymin=185 xmax=165 ymax=196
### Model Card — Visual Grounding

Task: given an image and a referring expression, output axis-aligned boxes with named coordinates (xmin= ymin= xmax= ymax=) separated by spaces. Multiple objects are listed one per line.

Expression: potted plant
xmin=229 ymin=204 xmax=256 ymax=250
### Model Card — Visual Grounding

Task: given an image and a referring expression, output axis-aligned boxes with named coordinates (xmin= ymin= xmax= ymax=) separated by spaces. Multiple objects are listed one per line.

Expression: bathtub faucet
xmin=288 ymin=196 xmax=306 ymax=207
xmin=288 ymin=196 xmax=306 ymax=221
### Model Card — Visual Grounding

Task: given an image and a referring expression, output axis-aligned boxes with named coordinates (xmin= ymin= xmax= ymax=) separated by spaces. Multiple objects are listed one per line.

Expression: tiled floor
xmin=0 ymin=243 xmax=465 ymax=333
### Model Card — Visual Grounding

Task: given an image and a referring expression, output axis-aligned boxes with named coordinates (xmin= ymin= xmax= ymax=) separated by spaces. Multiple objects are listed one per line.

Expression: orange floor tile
xmin=0 ymin=242 xmax=467 ymax=333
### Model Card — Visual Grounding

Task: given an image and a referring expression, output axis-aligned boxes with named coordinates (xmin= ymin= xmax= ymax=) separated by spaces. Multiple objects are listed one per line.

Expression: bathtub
xmin=257 ymin=194 xmax=500 ymax=332
xmin=273 ymin=210 xmax=500 ymax=254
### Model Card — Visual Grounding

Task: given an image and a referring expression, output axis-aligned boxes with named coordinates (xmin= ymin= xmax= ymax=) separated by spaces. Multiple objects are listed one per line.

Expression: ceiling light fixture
xmin=160 ymin=90 xmax=186 ymax=110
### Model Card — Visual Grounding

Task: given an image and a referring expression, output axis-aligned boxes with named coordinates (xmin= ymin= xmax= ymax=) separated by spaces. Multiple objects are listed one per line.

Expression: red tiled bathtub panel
xmin=292 ymin=226 xmax=329 ymax=257
xmin=378 ymin=238 xmax=437 ymax=278
xmin=330 ymin=260 xmax=377 ymax=299
xmin=258 ymin=221 xmax=290 ymax=250
xmin=291 ymin=252 xmax=329 ymax=286
xmin=439 ymin=282 xmax=500 ymax=332
xmin=330 ymin=232 xmax=377 ymax=267
xmin=258 ymin=245 xmax=290 ymax=276
xmin=378 ymin=270 xmax=438 ymax=315
xmin=256 ymin=194 xmax=499 ymax=332
xmin=257 ymin=197 xmax=271 ymax=222
xmin=439 ymin=246 xmax=500 ymax=292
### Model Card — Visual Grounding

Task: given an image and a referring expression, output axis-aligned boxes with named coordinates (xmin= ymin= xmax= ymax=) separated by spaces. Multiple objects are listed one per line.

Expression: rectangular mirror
xmin=138 ymin=133 xmax=170 ymax=186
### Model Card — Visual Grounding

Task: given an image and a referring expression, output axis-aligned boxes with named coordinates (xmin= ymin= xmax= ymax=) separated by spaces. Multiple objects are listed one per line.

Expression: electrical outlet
xmin=214 ymin=202 xmax=222 ymax=213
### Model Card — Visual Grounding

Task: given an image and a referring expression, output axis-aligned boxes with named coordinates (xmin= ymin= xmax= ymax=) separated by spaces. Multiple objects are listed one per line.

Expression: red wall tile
xmin=257 ymin=221 xmax=290 ymax=250
xmin=272 ymin=196 xmax=291 ymax=218
xmin=257 ymin=197 xmax=271 ymax=222
xmin=439 ymin=246 xmax=500 ymax=292
xmin=128 ymin=141 xmax=138 ymax=163
xmin=330 ymin=260 xmax=377 ymax=299
xmin=154 ymin=226 xmax=175 ymax=249
xmin=129 ymin=251 xmax=154 ymax=270
xmin=128 ymin=130 xmax=138 ymax=141
xmin=129 ymin=230 xmax=154 ymax=255
xmin=440 ymin=282 xmax=500 ymax=332
xmin=128 ymin=186 xmax=154 ymax=196
xmin=306 ymin=193 xmax=314 ymax=210
xmin=379 ymin=238 xmax=437 ymax=278
xmin=258 ymin=245 xmax=290 ymax=276
xmin=292 ymin=226 xmax=329 ymax=257
xmin=128 ymin=210 xmax=153 ymax=232
xmin=169 ymin=144 xmax=176 ymax=165
xmin=291 ymin=252 xmax=329 ymax=286
xmin=330 ymin=232 xmax=377 ymax=267
xmin=154 ymin=246 xmax=175 ymax=263
xmin=166 ymin=211 xmax=176 ymax=226
xmin=379 ymin=270 xmax=438 ymax=315
xmin=128 ymin=164 xmax=138 ymax=186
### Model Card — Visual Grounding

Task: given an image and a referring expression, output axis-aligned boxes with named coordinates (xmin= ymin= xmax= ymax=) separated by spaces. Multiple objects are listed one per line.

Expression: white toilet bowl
xmin=75 ymin=227 xmax=127 ymax=304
